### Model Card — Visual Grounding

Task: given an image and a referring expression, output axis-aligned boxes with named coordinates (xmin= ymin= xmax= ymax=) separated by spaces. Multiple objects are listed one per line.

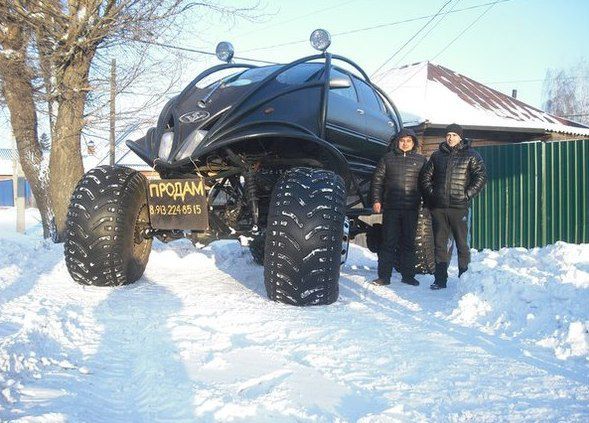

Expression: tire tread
xmin=264 ymin=167 xmax=346 ymax=306
xmin=65 ymin=165 xmax=152 ymax=286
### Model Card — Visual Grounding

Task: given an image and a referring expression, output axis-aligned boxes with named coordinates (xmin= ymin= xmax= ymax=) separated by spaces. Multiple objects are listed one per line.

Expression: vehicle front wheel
xmin=264 ymin=167 xmax=346 ymax=306
xmin=64 ymin=166 xmax=152 ymax=286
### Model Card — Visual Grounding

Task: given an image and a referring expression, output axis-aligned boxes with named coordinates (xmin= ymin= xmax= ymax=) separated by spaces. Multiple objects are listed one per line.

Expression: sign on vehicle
xmin=147 ymin=179 xmax=209 ymax=230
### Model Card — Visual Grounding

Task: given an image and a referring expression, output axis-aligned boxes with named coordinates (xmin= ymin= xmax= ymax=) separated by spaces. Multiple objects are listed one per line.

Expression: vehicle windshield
xmin=223 ymin=65 xmax=282 ymax=87
xmin=276 ymin=63 xmax=322 ymax=85
xmin=195 ymin=69 xmax=243 ymax=89
xmin=221 ymin=63 xmax=324 ymax=88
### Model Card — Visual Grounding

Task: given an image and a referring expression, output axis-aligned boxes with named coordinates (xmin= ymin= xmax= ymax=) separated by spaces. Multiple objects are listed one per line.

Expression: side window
xmin=377 ymin=91 xmax=401 ymax=126
xmin=354 ymin=78 xmax=384 ymax=113
xmin=374 ymin=92 xmax=388 ymax=114
xmin=329 ymin=69 xmax=357 ymax=102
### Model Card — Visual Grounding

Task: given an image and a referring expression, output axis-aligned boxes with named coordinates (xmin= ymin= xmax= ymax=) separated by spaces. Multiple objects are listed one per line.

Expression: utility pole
xmin=12 ymin=136 xmax=25 ymax=233
xmin=110 ymin=58 xmax=116 ymax=166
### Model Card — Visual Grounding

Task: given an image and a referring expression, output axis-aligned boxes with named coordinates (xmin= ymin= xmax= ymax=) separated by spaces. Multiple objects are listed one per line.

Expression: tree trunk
xmin=0 ymin=51 xmax=53 ymax=238
xmin=49 ymin=51 xmax=94 ymax=242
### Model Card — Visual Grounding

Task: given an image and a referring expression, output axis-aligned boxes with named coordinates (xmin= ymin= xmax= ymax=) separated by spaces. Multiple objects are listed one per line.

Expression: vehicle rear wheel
xmin=366 ymin=223 xmax=383 ymax=253
xmin=264 ymin=167 xmax=346 ymax=306
xmin=249 ymin=232 xmax=265 ymax=265
xmin=65 ymin=165 xmax=152 ymax=286
xmin=366 ymin=206 xmax=435 ymax=274
xmin=414 ymin=205 xmax=435 ymax=274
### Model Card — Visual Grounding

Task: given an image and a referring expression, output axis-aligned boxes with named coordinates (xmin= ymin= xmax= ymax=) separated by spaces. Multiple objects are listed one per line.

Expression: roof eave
xmin=425 ymin=123 xmax=546 ymax=134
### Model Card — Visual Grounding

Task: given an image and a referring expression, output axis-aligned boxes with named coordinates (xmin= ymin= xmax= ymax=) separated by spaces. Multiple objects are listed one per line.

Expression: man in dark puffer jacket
xmin=371 ymin=128 xmax=426 ymax=286
xmin=419 ymin=123 xmax=487 ymax=290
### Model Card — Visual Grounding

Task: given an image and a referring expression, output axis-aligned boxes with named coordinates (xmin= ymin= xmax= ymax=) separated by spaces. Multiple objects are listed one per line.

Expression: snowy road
xmin=1 ymin=209 xmax=588 ymax=421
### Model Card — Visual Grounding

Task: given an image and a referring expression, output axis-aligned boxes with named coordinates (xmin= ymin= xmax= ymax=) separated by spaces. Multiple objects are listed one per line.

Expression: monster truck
xmin=64 ymin=30 xmax=432 ymax=306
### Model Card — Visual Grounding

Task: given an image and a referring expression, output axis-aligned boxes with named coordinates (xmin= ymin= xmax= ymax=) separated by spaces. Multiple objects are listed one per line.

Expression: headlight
xmin=175 ymin=129 xmax=208 ymax=160
xmin=159 ymin=131 xmax=174 ymax=161
xmin=310 ymin=29 xmax=331 ymax=52
xmin=216 ymin=41 xmax=234 ymax=63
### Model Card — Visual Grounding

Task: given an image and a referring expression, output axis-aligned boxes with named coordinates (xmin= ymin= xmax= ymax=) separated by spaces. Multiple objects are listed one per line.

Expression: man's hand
xmin=373 ymin=202 xmax=382 ymax=214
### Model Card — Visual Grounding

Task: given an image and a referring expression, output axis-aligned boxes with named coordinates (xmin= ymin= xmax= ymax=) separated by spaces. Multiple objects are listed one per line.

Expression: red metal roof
xmin=375 ymin=62 xmax=589 ymax=136
xmin=426 ymin=63 xmax=585 ymax=128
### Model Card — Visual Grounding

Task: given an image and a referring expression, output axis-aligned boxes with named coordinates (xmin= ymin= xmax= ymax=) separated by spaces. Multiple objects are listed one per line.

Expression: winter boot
xmin=401 ymin=275 xmax=420 ymax=286
xmin=371 ymin=278 xmax=390 ymax=286
xmin=430 ymin=262 xmax=448 ymax=290
xmin=458 ymin=267 xmax=468 ymax=278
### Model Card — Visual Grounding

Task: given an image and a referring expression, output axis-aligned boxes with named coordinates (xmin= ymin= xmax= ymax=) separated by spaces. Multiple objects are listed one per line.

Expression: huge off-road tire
xmin=367 ymin=206 xmax=435 ymax=275
xmin=388 ymin=205 xmax=435 ymax=275
xmin=65 ymin=166 xmax=152 ymax=286
xmin=249 ymin=233 xmax=265 ymax=265
xmin=264 ymin=168 xmax=346 ymax=306
xmin=413 ymin=206 xmax=435 ymax=274
xmin=366 ymin=223 xmax=383 ymax=253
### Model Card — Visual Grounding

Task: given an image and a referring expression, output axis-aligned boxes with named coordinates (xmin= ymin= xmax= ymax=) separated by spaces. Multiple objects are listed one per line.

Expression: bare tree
xmin=40 ymin=132 xmax=50 ymax=150
xmin=0 ymin=0 xmax=259 ymax=240
xmin=542 ymin=59 xmax=589 ymax=126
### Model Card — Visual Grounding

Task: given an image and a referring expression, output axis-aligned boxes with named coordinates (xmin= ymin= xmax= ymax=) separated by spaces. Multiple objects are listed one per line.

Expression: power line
xmin=371 ymin=0 xmax=454 ymax=77
xmin=120 ymin=90 xmax=181 ymax=97
xmin=431 ymin=0 xmax=498 ymax=61
xmin=334 ymin=0 xmax=512 ymax=38
xmin=488 ymin=76 xmax=589 ymax=84
xmin=378 ymin=0 xmax=504 ymax=89
xmin=129 ymin=39 xmax=278 ymax=65
xmin=241 ymin=0 xmax=512 ymax=53
xmin=127 ymin=1 xmax=513 ymax=69
xmin=391 ymin=0 xmax=462 ymax=69
xmin=236 ymin=0 xmax=360 ymax=38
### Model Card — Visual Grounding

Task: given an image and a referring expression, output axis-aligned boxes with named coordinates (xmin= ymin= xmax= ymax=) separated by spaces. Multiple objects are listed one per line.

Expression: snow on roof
xmin=84 ymin=123 xmax=153 ymax=172
xmin=87 ymin=143 xmax=152 ymax=172
xmin=2 ymin=142 xmax=151 ymax=175
xmin=0 ymin=148 xmax=15 ymax=160
xmin=374 ymin=61 xmax=589 ymax=136
xmin=0 ymin=148 xmax=16 ymax=175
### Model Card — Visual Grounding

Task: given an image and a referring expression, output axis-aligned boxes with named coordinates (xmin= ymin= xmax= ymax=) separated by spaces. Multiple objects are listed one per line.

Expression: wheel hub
xmin=341 ymin=217 xmax=350 ymax=265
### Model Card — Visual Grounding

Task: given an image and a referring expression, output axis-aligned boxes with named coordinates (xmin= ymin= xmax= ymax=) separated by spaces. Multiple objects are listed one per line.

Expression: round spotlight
xmin=215 ymin=41 xmax=234 ymax=63
xmin=310 ymin=29 xmax=331 ymax=52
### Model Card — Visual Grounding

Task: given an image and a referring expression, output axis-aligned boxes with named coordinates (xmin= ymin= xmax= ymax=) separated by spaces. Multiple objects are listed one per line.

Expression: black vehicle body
xmin=127 ymin=53 xmax=402 ymax=236
xmin=65 ymin=48 xmax=408 ymax=305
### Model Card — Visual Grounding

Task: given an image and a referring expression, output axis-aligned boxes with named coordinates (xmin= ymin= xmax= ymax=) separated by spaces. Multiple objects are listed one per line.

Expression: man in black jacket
xmin=371 ymin=128 xmax=426 ymax=286
xmin=419 ymin=123 xmax=487 ymax=290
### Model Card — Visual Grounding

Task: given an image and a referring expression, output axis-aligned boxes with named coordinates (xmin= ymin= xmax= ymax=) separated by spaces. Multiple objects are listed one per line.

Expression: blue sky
xmin=201 ymin=0 xmax=588 ymax=108
xmin=1 ymin=0 xmax=588 ymax=148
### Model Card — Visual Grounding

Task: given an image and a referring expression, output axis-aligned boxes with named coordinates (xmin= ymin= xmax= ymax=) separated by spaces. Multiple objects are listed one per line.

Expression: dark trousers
xmin=430 ymin=208 xmax=470 ymax=270
xmin=377 ymin=209 xmax=418 ymax=281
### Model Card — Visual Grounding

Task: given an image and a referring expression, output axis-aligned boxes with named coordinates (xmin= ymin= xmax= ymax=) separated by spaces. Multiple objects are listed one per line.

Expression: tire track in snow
xmin=339 ymin=271 xmax=589 ymax=385
xmin=1 ymin=236 xmax=588 ymax=421
xmin=336 ymin=272 xmax=589 ymax=420
xmin=49 ymin=279 xmax=201 ymax=422
xmin=1 ymin=238 xmax=107 ymax=418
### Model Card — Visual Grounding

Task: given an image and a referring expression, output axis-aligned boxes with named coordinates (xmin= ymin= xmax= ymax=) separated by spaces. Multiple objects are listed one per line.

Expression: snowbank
xmin=1 ymin=207 xmax=588 ymax=421
xmin=449 ymin=243 xmax=589 ymax=360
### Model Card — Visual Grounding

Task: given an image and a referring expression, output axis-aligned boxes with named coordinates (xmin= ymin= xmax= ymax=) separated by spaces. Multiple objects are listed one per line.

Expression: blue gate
xmin=0 ymin=179 xmax=35 ymax=207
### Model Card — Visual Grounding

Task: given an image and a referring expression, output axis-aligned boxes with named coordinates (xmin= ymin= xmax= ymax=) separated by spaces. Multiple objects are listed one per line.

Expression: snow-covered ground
xmin=1 ymin=207 xmax=588 ymax=422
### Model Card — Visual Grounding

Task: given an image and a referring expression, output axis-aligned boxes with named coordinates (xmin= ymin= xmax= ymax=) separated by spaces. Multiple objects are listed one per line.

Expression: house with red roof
xmin=0 ymin=148 xmax=18 ymax=180
xmin=375 ymin=61 xmax=589 ymax=155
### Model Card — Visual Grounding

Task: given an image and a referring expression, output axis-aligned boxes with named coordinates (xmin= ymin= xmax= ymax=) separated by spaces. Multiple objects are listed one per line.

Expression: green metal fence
xmin=471 ymin=139 xmax=589 ymax=250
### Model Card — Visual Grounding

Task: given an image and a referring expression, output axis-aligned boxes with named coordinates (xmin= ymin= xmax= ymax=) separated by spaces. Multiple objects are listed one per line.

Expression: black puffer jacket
xmin=371 ymin=135 xmax=426 ymax=210
xmin=419 ymin=139 xmax=487 ymax=209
